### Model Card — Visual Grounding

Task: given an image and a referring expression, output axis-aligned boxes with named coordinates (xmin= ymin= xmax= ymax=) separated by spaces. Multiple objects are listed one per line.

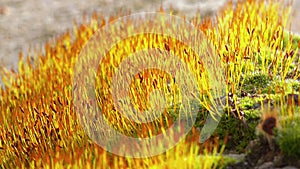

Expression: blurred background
xmin=0 ymin=0 xmax=299 ymax=70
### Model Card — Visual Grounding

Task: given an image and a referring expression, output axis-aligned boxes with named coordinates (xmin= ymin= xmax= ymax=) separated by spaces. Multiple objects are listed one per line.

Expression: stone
xmin=257 ymin=162 xmax=274 ymax=169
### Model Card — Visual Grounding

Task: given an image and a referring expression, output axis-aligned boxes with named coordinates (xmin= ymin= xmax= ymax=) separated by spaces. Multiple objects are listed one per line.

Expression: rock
xmin=224 ymin=153 xmax=246 ymax=162
xmin=256 ymin=162 xmax=274 ymax=169
xmin=256 ymin=151 xmax=276 ymax=166
xmin=281 ymin=166 xmax=298 ymax=169
xmin=273 ymin=155 xmax=287 ymax=167
xmin=282 ymin=166 xmax=298 ymax=169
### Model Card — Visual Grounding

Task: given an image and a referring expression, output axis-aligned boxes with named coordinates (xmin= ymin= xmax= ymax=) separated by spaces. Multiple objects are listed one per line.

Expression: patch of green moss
xmin=241 ymin=73 xmax=272 ymax=94
xmin=277 ymin=118 xmax=300 ymax=159
xmin=214 ymin=110 xmax=260 ymax=153
xmin=217 ymin=156 xmax=239 ymax=169
xmin=239 ymin=97 xmax=257 ymax=110
xmin=192 ymin=94 xmax=262 ymax=153
xmin=193 ymin=106 xmax=210 ymax=129
xmin=285 ymin=79 xmax=300 ymax=93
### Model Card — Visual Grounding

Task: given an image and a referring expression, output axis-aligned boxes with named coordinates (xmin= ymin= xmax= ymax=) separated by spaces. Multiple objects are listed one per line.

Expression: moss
xmin=283 ymin=31 xmax=300 ymax=50
xmin=239 ymin=97 xmax=257 ymax=110
xmin=217 ymin=156 xmax=238 ymax=169
xmin=277 ymin=118 xmax=300 ymax=158
xmin=214 ymin=110 xmax=260 ymax=153
xmin=0 ymin=0 xmax=297 ymax=167
xmin=241 ymin=73 xmax=271 ymax=94
xmin=285 ymin=79 xmax=300 ymax=93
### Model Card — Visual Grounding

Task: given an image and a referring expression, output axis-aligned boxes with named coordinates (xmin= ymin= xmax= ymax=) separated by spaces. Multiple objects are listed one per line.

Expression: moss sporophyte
xmin=0 ymin=0 xmax=299 ymax=168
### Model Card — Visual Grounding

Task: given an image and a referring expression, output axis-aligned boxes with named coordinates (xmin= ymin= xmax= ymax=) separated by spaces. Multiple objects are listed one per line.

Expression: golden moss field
xmin=1 ymin=0 xmax=300 ymax=168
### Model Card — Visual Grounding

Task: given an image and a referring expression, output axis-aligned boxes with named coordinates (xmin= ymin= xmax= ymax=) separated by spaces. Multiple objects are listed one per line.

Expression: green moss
xmin=192 ymin=95 xmax=263 ymax=153
xmin=283 ymin=31 xmax=300 ymax=50
xmin=239 ymin=97 xmax=257 ymax=110
xmin=285 ymin=79 xmax=300 ymax=93
xmin=277 ymin=118 xmax=300 ymax=158
xmin=214 ymin=110 xmax=260 ymax=153
xmin=217 ymin=156 xmax=239 ymax=169
xmin=241 ymin=73 xmax=271 ymax=94
xmin=193 ymin=100 xmax=212 ymax=131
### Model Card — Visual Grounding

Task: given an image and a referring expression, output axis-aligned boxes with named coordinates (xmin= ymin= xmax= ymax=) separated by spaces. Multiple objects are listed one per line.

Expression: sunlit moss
xmin=0 ymin=0 xmax=299 ymax=168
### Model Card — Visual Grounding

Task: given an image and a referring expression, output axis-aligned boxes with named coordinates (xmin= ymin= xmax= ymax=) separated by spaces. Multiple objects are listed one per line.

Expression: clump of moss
xmin=239 ymin=96 xmax=258 ymax=110
xmin=284 ymin=79 xmax=300 ymax=93
xmin=277 ymin=118 xmax=300 ymax=159
xmin=214 ymin=110 xmax=260 ymax=153
xmin=241 ymin=73 xmax=271 ymax=94
xmin=292 ymin=83 xmax=300 ymax=92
